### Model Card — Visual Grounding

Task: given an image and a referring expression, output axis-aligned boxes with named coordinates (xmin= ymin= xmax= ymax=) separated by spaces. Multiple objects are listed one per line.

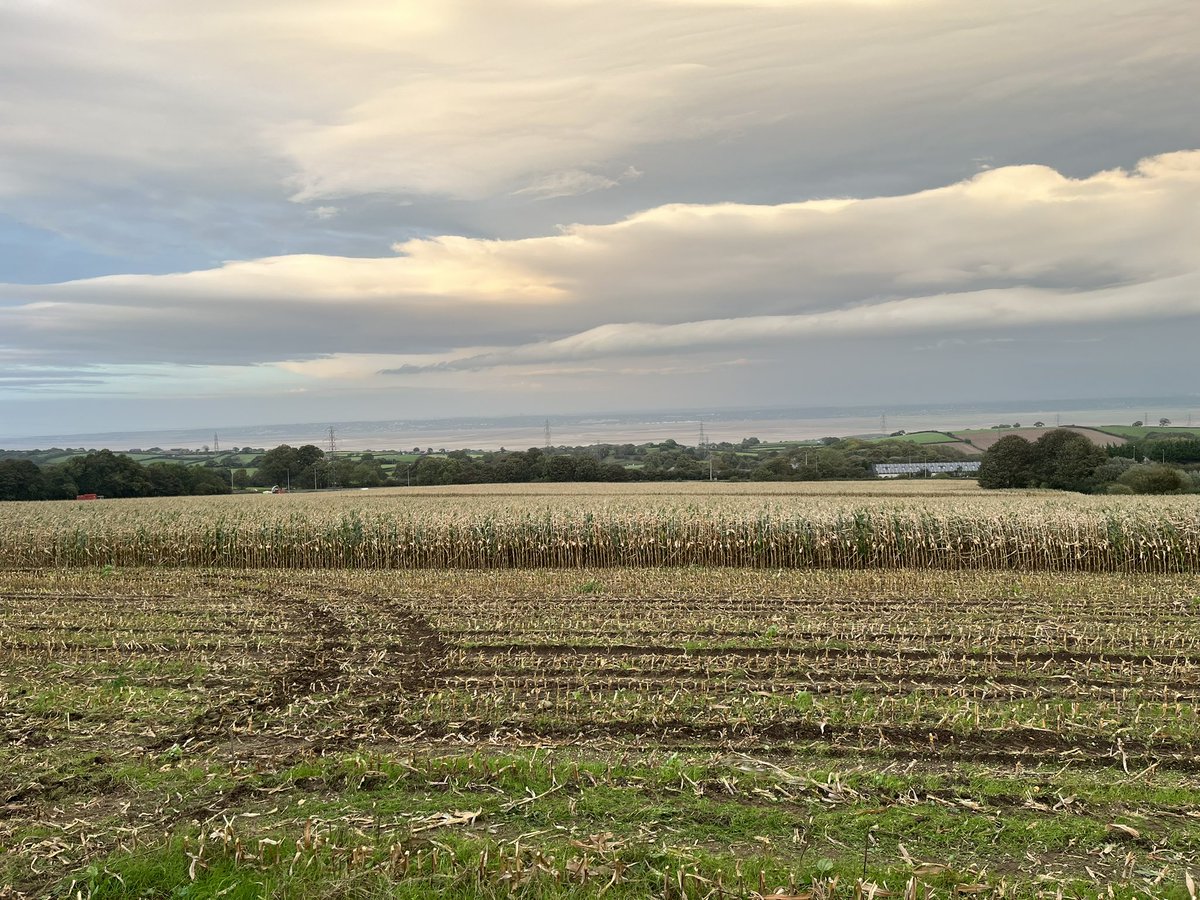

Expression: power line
xmin=699 ymin=422 xmax=714 ymax=481
xmin=326 ymin=427 xmax=338 ymax=489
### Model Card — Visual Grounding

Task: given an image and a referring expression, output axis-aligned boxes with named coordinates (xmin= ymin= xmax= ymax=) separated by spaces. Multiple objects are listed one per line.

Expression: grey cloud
xmin=1 ymin=152 xmax=1198 ymax=377
xmin=2 ymin=0 xmax=1198 ymax=279
xmin=382 ymin=275 xmax=1200 ymax=374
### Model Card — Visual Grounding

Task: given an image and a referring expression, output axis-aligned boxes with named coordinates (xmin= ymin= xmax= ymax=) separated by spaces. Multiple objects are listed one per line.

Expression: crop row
xmin=4 ymin=504 xmax=1200 ymax=571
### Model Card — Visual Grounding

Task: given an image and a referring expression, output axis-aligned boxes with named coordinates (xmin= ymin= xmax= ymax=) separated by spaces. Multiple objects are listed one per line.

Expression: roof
xmin=872 ymin=461 xmax=981 ymax=475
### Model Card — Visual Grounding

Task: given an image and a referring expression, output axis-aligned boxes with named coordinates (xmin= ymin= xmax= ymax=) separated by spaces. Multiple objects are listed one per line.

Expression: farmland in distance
xmin=2 ymin=483 xmax=1199 ymax=898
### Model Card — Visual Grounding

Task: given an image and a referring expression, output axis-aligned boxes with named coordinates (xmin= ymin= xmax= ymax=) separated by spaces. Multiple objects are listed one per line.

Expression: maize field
xmin=3 ymin=483 xmax=1200 ymax=897
xmin=2 ymin=481 xmax=1199 ymax=572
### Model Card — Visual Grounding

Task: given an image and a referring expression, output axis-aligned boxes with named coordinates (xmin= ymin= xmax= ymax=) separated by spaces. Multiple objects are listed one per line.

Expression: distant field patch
xmin=880 ymin=430 xmax=960 ymax=444
xmin=1094 ymin=425 xmax=1200 ymax=440
xmin=873 ymin=431 xmax=980 ymax=453
xmin=954 ymin=426 xmax=1126 ymax=453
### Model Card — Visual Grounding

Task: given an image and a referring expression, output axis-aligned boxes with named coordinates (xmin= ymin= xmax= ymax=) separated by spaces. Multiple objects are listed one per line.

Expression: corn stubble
xmin=3 ymin=568 xmax=1199 ymax=898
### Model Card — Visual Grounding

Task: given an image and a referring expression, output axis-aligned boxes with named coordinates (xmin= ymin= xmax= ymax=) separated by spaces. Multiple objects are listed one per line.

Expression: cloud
xmin=382 ymin=274 xmax=1200 ymax=374
xmin=513 ymin=166 xmax=643 ymax=200
xmin=4 ymin=1 xmax=1199 ymax=429
xmin=2 ymin=151 xmax=1198 ymax=389
xmin=2 ymin=0 xmax=1197 ymax=218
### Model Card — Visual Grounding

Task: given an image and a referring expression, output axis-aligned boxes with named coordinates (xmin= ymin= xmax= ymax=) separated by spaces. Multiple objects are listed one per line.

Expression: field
xmin=873 ymin=432 xmax=966 ymax=446
xmin=3 ymin=482 xmax=1200 ymax=573
xmin=1095 ymin=427 xmax=1200 ymax=441
xmin=3 ymin=484 xmax=1200 ymax=898
xmin=951 ymin=429 xmax=1127 ymax=454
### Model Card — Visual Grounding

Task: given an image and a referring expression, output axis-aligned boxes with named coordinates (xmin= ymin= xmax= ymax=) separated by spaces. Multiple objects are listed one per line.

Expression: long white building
xmin=872 ymin=461 xmax=981 ymax=478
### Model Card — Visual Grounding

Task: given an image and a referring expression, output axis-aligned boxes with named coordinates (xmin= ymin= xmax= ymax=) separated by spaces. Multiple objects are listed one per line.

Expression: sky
xmin=1 ymin=0 xmax=1198 ymax=439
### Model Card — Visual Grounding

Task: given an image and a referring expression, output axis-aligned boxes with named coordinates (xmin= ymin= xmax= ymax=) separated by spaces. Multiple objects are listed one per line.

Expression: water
xmin=3 ymin=397 xmax=1196 ymax=451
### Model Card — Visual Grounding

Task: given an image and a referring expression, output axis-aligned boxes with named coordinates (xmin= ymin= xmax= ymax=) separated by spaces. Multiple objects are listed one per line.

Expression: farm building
xmin=872 ymin=461 xmax=981 ymax=478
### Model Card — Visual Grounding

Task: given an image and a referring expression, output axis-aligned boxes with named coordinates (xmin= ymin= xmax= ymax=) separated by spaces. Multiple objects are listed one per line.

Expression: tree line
xmin=0 ymin=450 xmax=232 ymax=501
xmin=978 ymin=430 xmax=1198 ymax=494
xmin=1 ymin=436 xmax=977 ymax=500
xmin=1107 ymin=437 xmax=1200 ymax=465
xmin=308 ymin=438 xmax=969 ymax=487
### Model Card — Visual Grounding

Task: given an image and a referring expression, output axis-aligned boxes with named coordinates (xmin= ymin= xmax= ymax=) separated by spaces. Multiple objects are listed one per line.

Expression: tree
xmin=0 ymin=459 xmax=46 ymax=500
xmin=184 ymin=467 xmax=232 ymax=495
xmin=1159 ymin=418 xmax=1172 ymax=427
xmin=350 ymin=461 xmax=385 ymax=487
xmin=255 ymin=444 xmax=324 ymax=487
xmin=64 ymin=450 xmax=152 ymax=498
xmin=977 ymin=435 xmax=1035 ymax=489
xmin=146 ymin=463 xmax=187 ymax=496
xmin=1131 ymin=421 xmax=1143 ymax=427
xmin=41 ymin=465 xmax=78 ymax=499
xmin=750 ymin=457 xmax=795 ymax=481
xmin=1030 ymin=429 xmax=1106 ymax=492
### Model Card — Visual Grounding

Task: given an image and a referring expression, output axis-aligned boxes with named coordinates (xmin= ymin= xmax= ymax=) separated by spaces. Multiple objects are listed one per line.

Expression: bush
xmin=1116 ymin=464 xmax=1191 ymax=495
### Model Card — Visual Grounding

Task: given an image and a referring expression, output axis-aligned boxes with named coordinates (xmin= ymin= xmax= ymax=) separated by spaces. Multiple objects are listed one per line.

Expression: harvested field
xmin=954 ymin=428 xmax=1127 ymax=453
xmin=2 ymin=567 xmax=1198 ymax=898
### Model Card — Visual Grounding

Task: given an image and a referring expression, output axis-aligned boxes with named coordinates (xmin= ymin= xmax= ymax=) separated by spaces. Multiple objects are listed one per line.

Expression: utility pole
xmin=212 ymin=433 xmax=219 ymax=453
xmin=543 ymin=419 xmax=552 ymax=452
xmin=880 ymin=411 xmax=887 ymax=434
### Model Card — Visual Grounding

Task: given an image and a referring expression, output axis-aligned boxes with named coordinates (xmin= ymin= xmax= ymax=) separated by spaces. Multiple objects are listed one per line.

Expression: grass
xmin=38 ymin=747 xmax=1200 ymax=899
xmin=869 ymin=431 xmax=964 ymax=445
xmin=1093 ymin=425 xmax=1200 ymax=439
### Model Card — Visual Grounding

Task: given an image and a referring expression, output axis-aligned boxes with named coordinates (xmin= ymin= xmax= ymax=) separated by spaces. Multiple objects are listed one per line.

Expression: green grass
xmin=870 ymin=431 xmax=963 ymax=445
xmin=38 ymin=750 xmax=1200 ymax=899
xmin=1093 ymin=425 xmax=1200 ymax=439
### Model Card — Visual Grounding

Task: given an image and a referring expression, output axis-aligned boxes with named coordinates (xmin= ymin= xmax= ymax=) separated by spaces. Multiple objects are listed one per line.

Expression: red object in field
xmin=75 ymin=493 xmax=98 ymax=501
